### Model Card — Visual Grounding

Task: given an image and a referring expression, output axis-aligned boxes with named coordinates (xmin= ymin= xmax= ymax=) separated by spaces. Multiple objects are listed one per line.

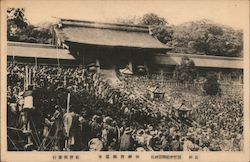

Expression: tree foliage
xmin=168 ymin=19 xmax=243 ymax=57
xmin=115 ymin=13 xmax=173 ymax=44
xmin=139 ymin=13 xmax=173 ymax=44
xmin=203 ymin=73 xmax=221 ymax=95
xmin=139 ymin=13 xmax=167 ymax=26
xmin=7 ymin=8 xmax=28 ymax=29
xmin=7 ymin=8 xmax=52 ymax=44
xmin=7 ymin=9 xmax=243 ymax=56
xmin=115 ymin=15 xmax=243 ymax=57
xmin=173 ymin=56 xmax=197 ymax=83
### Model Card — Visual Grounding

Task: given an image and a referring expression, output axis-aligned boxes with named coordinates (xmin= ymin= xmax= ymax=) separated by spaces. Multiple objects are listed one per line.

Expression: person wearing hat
xmin=88 ymin=133 xmax=103 ymax=151
xmin=183 ymin=132 xmax=195 ymax=151
xmin=7 ymin=99 xmax=18 ymax=128
xmin=22 ymin=85 xmax=35 ymax=131
xmin=119 ymin=127 xmax=135 ymax=151
xmin=102 ymin=116 xmax=116 ymax=150
xmin=79 ymin=112 xmax=92 ymax=151
xmin=171 ymin=135 xmax=183 ymax=151
xmin=220 ymin=133 xmax=232 ymax=151
xmin=90 ymin=115 xmax=102 ymax=139
xmin=63 ymin=109 xmax=75 ymax=150
xmin=201 ymin=139 xmax=210 ymax=151
xmin=135 ymin=129 xmax=147 ymax=149
xmin=150 ymin=131 xmax=163 ymax=151
xmin=112 ymin=121 xmax=121 ymax=150
xmin=161 ymin=130 xmax=172 ymax=151
xmin=144 ymin=127 xmax=156 ymax=151
xmin=7 ymin=98 xmax=22 ymax=150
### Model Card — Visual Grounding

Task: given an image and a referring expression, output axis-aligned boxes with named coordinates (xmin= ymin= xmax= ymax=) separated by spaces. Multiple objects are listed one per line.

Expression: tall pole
xmin=67 ymin=93 xmax=70 ymax=113
xmin=35 ymin=57 xmax=38 ymax=69
xmin=161 ymin=68 xmax=164 ymax=87
xmin=25 ymin=66 xmax=28 ymax=90
xmin=29 ymin=68 xmax=32 ymax=85
xmin=56 ymin=45 xmax=60 ymax=68
xmin=23 ymin=67 xmax=26 ymax=91
xmin=64 ymin=93 xmax=71 ymax=150
xmin=64 ymin=76 xmax=66 ymax=87
xmin=12 ymin=55 xmax=15 ymax=65
xmin=96 ymin=59 xmax=100 ymax=73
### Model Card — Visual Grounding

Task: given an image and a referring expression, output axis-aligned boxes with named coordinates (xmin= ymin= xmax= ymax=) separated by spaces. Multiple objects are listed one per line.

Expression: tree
xmin=114 ymin=13 xmax=173 ymax=44
xmin=7 ymin=8 xmax=52 ymax=44
xmin=170 ymin=19 xmax=243 ymax=57
xmin=139 ymin=13 xmax=173 ymax=44
xmin=7 ymin=8 xmax=28 ymax=39
xmin=203 ymin=73 xmax=221 ymax=95
xmin=173 ymin=56 xmax=197 ymax=83
xmin=7 ymin=8 xmax=28 ymax=29
xmin=139 ymin=13 xmax=167 ymax=26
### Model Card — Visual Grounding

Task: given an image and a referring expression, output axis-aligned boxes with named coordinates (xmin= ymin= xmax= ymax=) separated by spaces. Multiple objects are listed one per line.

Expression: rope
xmin=31 ymin=118 xmax=42 ymax=146
xmin=30 ymin=130 xmax=40 ymax=149
xmin=7 ymin=127 xmax=23 ymax=132
xmin=7 ymin=135 xmax=20 ymax=151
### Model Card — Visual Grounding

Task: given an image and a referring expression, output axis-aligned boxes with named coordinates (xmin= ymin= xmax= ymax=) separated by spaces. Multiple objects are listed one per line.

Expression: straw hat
xmin=92 ymin=115 xmax=100 ymax=122
xmin=124 ymin=127 xmax=133 ymax=134
xmin=137 ymin=129 xmax=145 ymax=135
xmin=136 ymin=147 xmax=146 ymax=151
xmin=103 ymin=116 xmax=113 ymax=125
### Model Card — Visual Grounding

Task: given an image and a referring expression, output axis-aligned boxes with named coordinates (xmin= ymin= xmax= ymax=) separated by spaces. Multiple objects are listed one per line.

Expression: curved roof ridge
xmin=59 ymin=18 xmax=149 ymax=33
xmin=60 ymin=18 xmax=148 ymax=28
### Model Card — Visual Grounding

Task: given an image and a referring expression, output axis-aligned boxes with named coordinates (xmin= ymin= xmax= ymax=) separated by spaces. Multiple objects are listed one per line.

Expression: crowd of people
xmin=116 ymin=74 xmax=244 ymax=151
xmin=7 ymin=62 xmax=244 ymax=151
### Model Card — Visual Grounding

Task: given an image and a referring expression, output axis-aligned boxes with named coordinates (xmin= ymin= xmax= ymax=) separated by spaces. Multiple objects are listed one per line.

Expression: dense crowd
xmin=116 ymin=75 xmax=244 ymax=151
xmin=7 ymin=63 xmax=243 ymax=151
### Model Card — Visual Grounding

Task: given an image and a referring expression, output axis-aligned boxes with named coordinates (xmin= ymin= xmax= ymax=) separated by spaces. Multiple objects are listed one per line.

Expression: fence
xmin=150 ymin=80 xmax=243 ymax=95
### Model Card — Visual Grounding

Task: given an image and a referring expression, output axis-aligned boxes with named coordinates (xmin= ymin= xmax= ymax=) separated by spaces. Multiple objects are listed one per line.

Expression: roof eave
xmin=65 ymin=40 xmax=172 ymax=51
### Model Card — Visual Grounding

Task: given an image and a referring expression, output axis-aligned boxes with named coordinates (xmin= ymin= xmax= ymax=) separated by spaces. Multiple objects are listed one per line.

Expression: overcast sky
xmin=6 ymin=0 xmax=249 ymax=29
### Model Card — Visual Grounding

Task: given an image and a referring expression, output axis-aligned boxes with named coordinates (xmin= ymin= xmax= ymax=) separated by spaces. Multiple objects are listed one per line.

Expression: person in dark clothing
xmin=7 ymin=101 xmax=18 ymax=127
xmin=112 ymin=121 xmax=121 ymax=150
xmin=7 ymin=102 xmax=21 ymax=151
xmin=70 ymin=114 xmax=82 ymax=151
xmin=90 ymin=115 xmax=102 ymax=139
xmin=161 ymin=130 xmax=173 ymax=151
xmin=171 ymin=135 xmax=183 ymax=151
xmin=151 ymin=134 xmax=162 ymax=151
xmin=79 ymin=114 xmax=92 ymax=150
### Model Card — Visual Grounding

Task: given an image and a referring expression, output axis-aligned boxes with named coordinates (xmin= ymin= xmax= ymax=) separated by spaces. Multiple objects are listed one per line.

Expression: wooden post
xmin=29 ymin=68 xmax=32 ymax=85
xmin=25 ymin=66 xmax=28 ymax=90
xmin=65 ymin=93 xmax=71 ymax=150
xmin=13 ymin=55 xmax=15 ymax=65
xmin=24 ymin=70 xmax=26 ymax=91
xmin=96 ymin=59 xmax=100 ymax=73
xmin=27 ymin=122 xmax=31 ymax=144
xmin=239 ymin=74 xmax=243 ymax=84
xmin=128 ymin=60 xmax=133 ymax=73
xmin=144 ymin=61 xmax=148 ymax=72
xmin=56 ymin=46 xmax=60 ymax=68
xmin=64 ymin=76 xmax=67 ymax=87
xmin=35 ymin=57 xmax=38 ymax=69
xmin=160 ymin=68 xmax=164 ymax=86
xmin=67 ymin=93 xmax=70 ymax=113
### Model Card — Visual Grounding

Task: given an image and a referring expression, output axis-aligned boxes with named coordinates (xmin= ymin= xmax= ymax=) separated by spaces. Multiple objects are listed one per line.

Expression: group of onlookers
xmin=7 ymin=63 xmax=243 ymax=151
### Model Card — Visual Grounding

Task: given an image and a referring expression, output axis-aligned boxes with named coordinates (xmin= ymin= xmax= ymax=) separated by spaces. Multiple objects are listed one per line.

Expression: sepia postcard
xmin=0 ymin=0 xmax=249 ymax=162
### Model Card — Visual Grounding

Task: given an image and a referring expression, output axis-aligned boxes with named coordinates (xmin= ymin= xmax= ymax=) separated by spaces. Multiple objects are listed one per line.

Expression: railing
xmin=140 ymin=79 xmax=243 ymax=95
